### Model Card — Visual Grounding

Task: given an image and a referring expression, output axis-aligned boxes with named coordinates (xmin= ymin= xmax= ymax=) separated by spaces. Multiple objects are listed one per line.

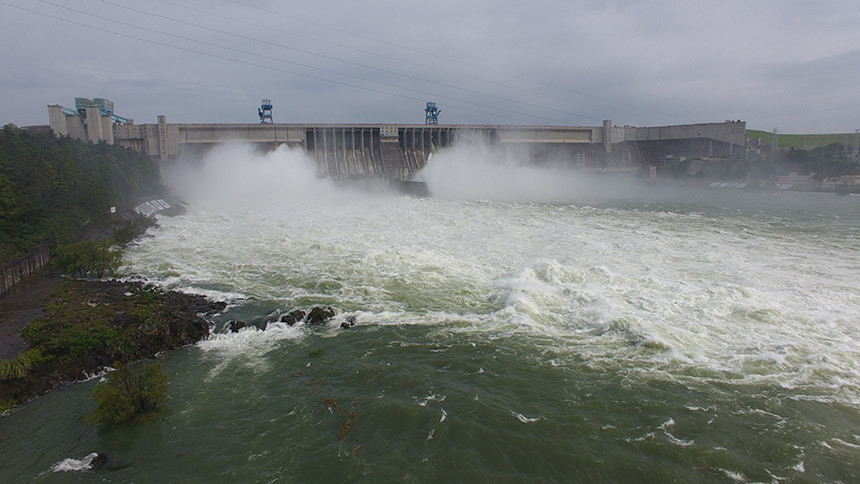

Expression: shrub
xmin=45 ymin=323 xmax=119 ymax=361
xmin=0 ymin=356 xmax=30 ymax=380
xmin=52 ymin=240 xmax=122 ymax=278
xmin=21 ymin=316 xmax=64 ymax=349
xmin=87 ymin=360 xmax=167 ymax=428
xmin=0 ymin=349 xmax=50 ymax=380
xmin=110 ymin=216 xmax=156 ymax=247
xmin=137 ymin=284 xmax=164 ymax=304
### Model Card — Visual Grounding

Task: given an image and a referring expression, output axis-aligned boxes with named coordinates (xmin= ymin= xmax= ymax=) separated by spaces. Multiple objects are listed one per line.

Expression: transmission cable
xmin=92 ymin=0 xmax=604 ymax=123
xmin=155 ymin=0 xmax=529 ymax=99
xmin=222 ymin=0 xmax=680 ymax=123
xmin=159 ymin=0 xmax=658 ymax=123
xmin=1 ymin=1 xmax=545 ymax=124
xmin=30 ymin=0 xmax=569 ymax=124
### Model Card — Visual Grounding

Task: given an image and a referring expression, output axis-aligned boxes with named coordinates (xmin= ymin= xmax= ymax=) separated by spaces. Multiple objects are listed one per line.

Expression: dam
xmin=47 ymin=103 xmax=747 ymax=180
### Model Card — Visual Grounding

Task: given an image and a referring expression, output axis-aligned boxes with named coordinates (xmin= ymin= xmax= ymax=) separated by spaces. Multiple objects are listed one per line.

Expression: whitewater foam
xmin=415 ymin=393 xmax=447 ymax=407
xmin=198 ymin=322 xmax=304 ymax=355
xmin=121 ymin=144 xmax=860 ymax=407
xmin=512 ymin=411 xmax=542 ymax=423
xmin=50 ymin=453 xmax=99 ymax=472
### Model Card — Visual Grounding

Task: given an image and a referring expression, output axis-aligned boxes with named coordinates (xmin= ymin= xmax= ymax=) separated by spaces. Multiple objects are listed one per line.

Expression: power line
xmin=92 ymin=0 xmax=604 ymax=123
xmin=159 ymin=0 xmax=657 ymax=123
xmin=0 ymin=1 xmax=539 ymax=124
xmin=155 ymin=0 xmax=524 ymax=97
xmin=222 ymin=0 xmax=679 ymax=123
xmin=30 ymin=0 xmax=568 ymax=124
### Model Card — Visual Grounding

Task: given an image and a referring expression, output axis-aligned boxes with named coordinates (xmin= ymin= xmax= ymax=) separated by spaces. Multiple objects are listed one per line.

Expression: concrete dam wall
xmin=46 ymin=105 xmax=747 ymax=180
xmin=114 ymin=122 xmax=631 ymax=180
xmin=307 ymin=125 xmax=463 ymax=179
xmin=166 ymin=123 xmax=743 ymax=180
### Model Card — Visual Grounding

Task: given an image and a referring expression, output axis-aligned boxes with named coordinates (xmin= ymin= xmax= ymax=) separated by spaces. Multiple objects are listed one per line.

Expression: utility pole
xmin=853 ymin=129 xmax=859 ymax=162
xmin=770 ymin=128 xmax=779 ymax=162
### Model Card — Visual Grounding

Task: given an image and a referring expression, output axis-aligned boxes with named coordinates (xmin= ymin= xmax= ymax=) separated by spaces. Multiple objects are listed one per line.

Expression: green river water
xmin=1 ymin=143 xmax=858 ymax=482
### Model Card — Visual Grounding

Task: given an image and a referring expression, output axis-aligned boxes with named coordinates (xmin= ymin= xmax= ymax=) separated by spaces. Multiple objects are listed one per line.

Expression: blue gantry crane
xmin=425 ymin=101 xmax=440 ymax=125
xmin=258 ymin=99 xmax=274 ymax=123
xmin=73 ymin=97 xmax=129 ymax=124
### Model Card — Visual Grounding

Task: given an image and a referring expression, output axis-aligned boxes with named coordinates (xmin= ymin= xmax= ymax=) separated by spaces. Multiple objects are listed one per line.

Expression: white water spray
xmin=162 ymin=143 xmax=369 ymax=215
xmin=417 ymin=138 xmax=641 ymax=202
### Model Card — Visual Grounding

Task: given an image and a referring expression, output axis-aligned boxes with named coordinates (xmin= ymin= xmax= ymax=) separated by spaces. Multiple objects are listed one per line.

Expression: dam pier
xmin=47 ymin=102 xmax=747 ymax=180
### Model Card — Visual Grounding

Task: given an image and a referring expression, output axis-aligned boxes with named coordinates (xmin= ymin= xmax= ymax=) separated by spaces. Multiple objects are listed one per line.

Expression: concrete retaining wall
xmin=0 ymin=244 xmax=51 ymax=296
xmin=1 ymin=244 xmax=51 ymax=297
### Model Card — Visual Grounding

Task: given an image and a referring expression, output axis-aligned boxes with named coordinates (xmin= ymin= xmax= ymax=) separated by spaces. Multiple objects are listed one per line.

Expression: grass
xmin=747 ymin=129 xmax=856 ymax=150
xmin=0 ymin=349 xmax=50 ymax=380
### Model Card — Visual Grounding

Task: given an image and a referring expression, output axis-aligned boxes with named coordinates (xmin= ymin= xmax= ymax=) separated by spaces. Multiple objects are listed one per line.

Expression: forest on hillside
xmin=0 ymin=124 xmax=164 ymax=264
xmin=783 ymin=143 xmax=859 ymax=179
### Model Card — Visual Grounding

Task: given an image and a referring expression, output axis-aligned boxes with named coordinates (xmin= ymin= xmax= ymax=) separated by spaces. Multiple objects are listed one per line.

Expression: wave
xmin=50 ymin=453 xmax=101 ymax=472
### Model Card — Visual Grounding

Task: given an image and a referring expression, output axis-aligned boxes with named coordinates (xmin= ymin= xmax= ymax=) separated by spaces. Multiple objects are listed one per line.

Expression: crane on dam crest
xmin=259 ymin=99 xmax=273 ymax=124
xmin=425 ymin=101 xmax=440 ymax=125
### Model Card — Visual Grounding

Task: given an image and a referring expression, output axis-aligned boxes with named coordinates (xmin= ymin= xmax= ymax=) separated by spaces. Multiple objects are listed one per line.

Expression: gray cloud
xmin=1 ymin=0 xmax=858 ymax=133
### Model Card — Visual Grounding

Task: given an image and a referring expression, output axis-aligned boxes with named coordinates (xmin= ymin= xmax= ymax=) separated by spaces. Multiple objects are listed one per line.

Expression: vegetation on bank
xmin=18 ymin=281 xmax=205 ymax=369
xmin=747 ymin=129 xmax=856 ymax=150
xmin=0 ymin=349 xmax=48 ymax=380
xmin=0 ymin=279 xmax=171 ymax=424
xmin=783 ymin=143 xmax=859 ymax=179
xmin=49 ymin=216 xmax=154 ymax=279
xmin=0 ymin=125 xmax=210 ymax=424
xmin=0 ymin=123 xmax=164 ymax=264
xmin=52 ymin=240 xmax=122 ymax=279
xmin=0 ymin=279 xmax=223 ymax=412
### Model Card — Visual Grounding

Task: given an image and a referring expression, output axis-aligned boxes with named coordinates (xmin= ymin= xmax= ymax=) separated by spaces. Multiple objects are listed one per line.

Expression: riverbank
xmin=0 ymin=269 xmax=64 ymax=360
xmin=0 ymin=278 xmax=225 ymax=410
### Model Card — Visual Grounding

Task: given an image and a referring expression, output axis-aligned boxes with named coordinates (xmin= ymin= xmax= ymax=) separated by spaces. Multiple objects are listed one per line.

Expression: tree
xmin=87 ymin=360 xmax=167 ymax=428
xmin=0 ymin=125 xmax=164 ymax=263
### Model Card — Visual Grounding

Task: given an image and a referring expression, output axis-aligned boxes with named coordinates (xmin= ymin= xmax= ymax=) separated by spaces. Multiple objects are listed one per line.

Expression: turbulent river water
xmin=2 ymin=143 xmax=859 ymax=483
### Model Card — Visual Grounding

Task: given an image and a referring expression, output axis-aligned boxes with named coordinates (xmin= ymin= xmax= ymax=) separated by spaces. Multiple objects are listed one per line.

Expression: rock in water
xmin=306 ymin=306 xmax=335 ymax=325
xmin=341 ymin=316 xmax=357 ymax=329
xmin=228 ymin=320 xmax=247 ymax=333
xmin=91 ymin=453 xmax=108 ymax=470
xmin=249 ymin=318 xmax=268 ymax=331
xmin=280 ymin=310 xmax=306 ymax=326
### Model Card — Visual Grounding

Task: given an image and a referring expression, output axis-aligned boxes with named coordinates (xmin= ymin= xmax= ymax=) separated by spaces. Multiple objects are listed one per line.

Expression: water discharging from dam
xmin=2 ymin=143 xmax=859 ymax=482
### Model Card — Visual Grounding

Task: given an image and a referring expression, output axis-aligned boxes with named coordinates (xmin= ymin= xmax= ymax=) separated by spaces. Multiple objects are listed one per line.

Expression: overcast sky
xmin=1 ymin=0 xmax=858 ymax=133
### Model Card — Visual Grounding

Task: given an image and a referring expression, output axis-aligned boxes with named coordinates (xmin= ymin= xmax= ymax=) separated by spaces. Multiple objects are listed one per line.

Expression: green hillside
xmin=746 ymin=129 xmax=856 ymax=150
xmin=0 ymin=124 xmax=164 ymax=264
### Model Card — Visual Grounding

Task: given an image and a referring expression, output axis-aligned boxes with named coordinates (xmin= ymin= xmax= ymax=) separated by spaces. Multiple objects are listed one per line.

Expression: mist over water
xmin=3 ymin=143 xmax=859 ymax=482
xmin=164 ymin=142 xmax=364 ymax=214
xmin=418 ymin=140 xmax=643 ymax=202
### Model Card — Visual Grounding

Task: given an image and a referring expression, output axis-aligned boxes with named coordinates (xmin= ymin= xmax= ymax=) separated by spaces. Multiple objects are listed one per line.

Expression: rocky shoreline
xmin=0 ymin=279 xmax=225 ymax=409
